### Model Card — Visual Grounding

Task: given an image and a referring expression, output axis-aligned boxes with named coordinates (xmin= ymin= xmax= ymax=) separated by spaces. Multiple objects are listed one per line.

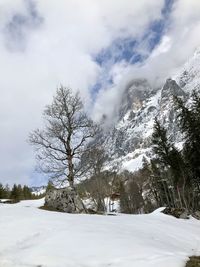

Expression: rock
xmin=192 ymin=211 xmax=200 ymax=220
xmin=162 ymin=207 xmax=200 ymax=220
xmin=162 ymin=207 xmax=190 ymax=219
xmin=45 ymin=187 xmax=85 ymax=213
xmin=179 ymin=210 xmax=189 ymax=219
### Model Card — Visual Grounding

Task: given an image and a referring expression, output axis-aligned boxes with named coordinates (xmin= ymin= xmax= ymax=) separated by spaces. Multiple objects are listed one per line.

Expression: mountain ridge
xmin=102 ymin=47 xmax=200 ymax=173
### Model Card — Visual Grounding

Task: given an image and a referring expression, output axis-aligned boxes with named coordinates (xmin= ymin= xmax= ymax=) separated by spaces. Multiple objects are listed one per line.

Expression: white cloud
xmin=139 ymin=0 xmax=200 ymax=81
xmin=151 ymin=36 xmax=172 ymax=58
xmin=93 ymin=0 xmax=200 ymax=122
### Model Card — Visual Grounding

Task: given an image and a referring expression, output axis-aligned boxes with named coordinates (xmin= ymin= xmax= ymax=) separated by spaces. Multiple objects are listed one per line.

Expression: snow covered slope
xmin=104 ymin=48 xmax=200 ymax=172
xmin=175 ymin=47 xmax=200 ymax=93
xmin=0 ymin=199 xmax=200 ymax=267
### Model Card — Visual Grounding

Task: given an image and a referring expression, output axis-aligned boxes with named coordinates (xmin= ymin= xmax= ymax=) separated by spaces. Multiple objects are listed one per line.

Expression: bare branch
xmin=29 ymin=86 xmax=99 ymax=188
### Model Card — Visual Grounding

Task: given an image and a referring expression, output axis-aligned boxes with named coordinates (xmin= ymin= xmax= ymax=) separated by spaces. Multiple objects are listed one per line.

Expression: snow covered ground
xmin=0 ymin=199 xmax=200 ymax=267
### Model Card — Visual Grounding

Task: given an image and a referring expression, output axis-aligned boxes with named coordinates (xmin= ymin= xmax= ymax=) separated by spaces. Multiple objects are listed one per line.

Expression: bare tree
xmin=81 ymin=146 xmax=108 ymax=176
xmin=29 ymin=86 xmax=98 ymax=189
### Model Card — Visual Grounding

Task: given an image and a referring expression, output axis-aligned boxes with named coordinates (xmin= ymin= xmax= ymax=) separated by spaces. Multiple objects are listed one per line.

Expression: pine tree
xmin=152 ymin=118 xmax=187 ymax=208
xmin=175 ymin=91 xmax=200 ymax=188
xmin=10 ymin=184 xmax=23 ymax=201
xmin=4 ymin=184 xmax=10 ymax=198
xmin=0 ymin=183 xmax=10 ymax=199
xmin=152 ymin=118 xmax=171 ymax=165
xmin=46 ymin=181 xmax=55 ymax=192
xmin=23 ymin=186 xmax=32 ymax=199
xmin=0 ymin=183 xmax=4 ymax=199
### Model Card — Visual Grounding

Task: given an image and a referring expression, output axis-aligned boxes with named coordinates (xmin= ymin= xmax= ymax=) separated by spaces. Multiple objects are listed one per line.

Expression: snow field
xmin=0 ymin=199 xmax=200 ymax=267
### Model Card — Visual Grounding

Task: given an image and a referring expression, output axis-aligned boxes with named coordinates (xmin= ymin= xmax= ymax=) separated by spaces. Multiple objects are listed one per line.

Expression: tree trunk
xmin=67 ymin=155 xmax=74 ymax=189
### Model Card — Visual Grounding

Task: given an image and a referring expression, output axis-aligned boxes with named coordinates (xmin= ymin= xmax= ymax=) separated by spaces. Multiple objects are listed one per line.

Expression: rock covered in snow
xmin=45 ymin=187 xmax=85 ymax=213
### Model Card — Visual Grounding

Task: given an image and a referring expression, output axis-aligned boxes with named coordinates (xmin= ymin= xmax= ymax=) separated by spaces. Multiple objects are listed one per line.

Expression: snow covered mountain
xmin=103 ymin=47 xmax=200 ymax=172
xmin=30 ymin=186 xmax=46 ymax=195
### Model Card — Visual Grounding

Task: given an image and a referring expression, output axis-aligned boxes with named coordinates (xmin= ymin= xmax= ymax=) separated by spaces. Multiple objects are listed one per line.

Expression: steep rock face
xmin=103 ymin=48 xmax=200 ymax=172
xmin=105 ymin=79 xmax=160 ymax=159
xmin=158 ymin=78 xmax=186 ymax=143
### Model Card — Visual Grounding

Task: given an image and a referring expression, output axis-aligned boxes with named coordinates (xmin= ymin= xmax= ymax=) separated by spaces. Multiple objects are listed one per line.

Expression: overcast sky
xmin=0 ymin=0 xmax=200 ymax=186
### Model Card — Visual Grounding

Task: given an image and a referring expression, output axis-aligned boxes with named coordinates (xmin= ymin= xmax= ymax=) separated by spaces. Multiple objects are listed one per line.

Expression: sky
xmin=0 ymin=0 xmax=200 ymax=186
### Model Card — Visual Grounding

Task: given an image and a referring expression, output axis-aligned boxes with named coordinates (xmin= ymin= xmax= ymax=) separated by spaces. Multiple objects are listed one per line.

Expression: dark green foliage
xmin=186 ymin=256 xmax=200 ymax=267
xmin=152 ymin=118 xmax=187 ymax=208
xmin=150 ymin=90 xmax=200 ymax=211
xmin=10 ymin=184 xmax=25 ymax=201
xmin=152 ymin=118 xmax=172 ymax=166
xmin=175 ymin=91 xmax=200 ymax=187
xmin=152 ymin=118 xmax=184 ymax=184
xmin=0 ymin=183 xmax=10 ymax=199
xmin=149 ymin=159 xmax=171 ymax=207
xmin=46 ymin=181 xmax=55 ymax=192
xmin=23 ymin=186 xmax=33 ymax=199
xmin=0 ymin=183 xmax=44 ymax=201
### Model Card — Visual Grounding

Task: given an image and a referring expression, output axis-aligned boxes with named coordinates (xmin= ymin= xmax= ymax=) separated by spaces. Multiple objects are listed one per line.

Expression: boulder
xmin=192 ymin=211 xmax=200 ymax=220
xmin=162 ymin=207 xmax=190 ymax=219
xmin=45 ymin=187 xmax=85 ymax=213
xmin=162 ymin=207 xmax=200 ymax=220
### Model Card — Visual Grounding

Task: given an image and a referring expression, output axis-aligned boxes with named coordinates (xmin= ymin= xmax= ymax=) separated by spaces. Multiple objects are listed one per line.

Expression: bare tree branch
xmin=29 ymin=86 xmax=99 ymax=188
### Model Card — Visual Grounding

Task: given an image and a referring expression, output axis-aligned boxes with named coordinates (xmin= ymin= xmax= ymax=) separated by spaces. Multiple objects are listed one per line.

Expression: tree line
xmin=0 ymin=183 xmax=45 ymax=201
xmin=150 ymin=90 xmax=200 ymax=212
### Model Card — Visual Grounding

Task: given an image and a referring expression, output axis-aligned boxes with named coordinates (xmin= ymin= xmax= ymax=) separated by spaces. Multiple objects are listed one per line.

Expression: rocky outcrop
xmin=104 ymin=79 xmax=160 ymax=158
xmin=162 ymin=207 xmax=190 ymax=219
xmin=45 ymin=187 xmax=85 ymax=213
xmin=158 ymin=78 xmax=186 ymax=143
xmin=162 ymin=207 xmax=200 ymax=220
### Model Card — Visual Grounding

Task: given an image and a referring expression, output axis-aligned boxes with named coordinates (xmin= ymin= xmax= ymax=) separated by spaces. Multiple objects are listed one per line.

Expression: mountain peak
xmin=161 ymin=78 xmax=185 ymax=99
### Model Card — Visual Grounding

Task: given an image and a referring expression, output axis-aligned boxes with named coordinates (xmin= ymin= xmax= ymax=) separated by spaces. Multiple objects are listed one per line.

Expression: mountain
xmin=103 ymin=47 xmax=200 ymax=172
xmin=30 ymin=186 xmax=46 ymax=195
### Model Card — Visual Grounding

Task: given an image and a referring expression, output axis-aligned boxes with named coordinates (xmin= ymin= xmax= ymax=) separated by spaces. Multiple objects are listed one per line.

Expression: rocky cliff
xmin=102 ymin=48 xmax=200 ymax=172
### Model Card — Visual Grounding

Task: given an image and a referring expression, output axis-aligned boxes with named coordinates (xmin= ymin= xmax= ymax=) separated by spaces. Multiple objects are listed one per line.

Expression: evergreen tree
xmin=152 ymin=118 xmax=187 ymax=208
xmin=23 ymin=186 xmax=32 ymax=199
xmin=10 ymin=184 xmax=23 ymax=201
xmin=0 ymin=183 xmax=10 ymax=199
xmin=152 ymin=118 xmax=172 ymax=166
xmin=46 ymin=181 xmax=55 ymax=192
xmin=175 ymin=91 xmax=200 ymax=188
xmin=0 ymin=183 xmax=4 ymax=199
xmin=4 ymin=184 xmax=10 ymax=198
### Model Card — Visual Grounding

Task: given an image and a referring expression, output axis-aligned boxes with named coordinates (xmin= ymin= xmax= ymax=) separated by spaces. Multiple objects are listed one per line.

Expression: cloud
xmin=0 ymin=0 xmax=199 ymax=186
xmin=142 ymin=0 xmax=200 ymax=79
xmin=3 ymin=0 xmax=43 ymax=52
xmin=93 ymin=0 xmax=200 ymax=122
